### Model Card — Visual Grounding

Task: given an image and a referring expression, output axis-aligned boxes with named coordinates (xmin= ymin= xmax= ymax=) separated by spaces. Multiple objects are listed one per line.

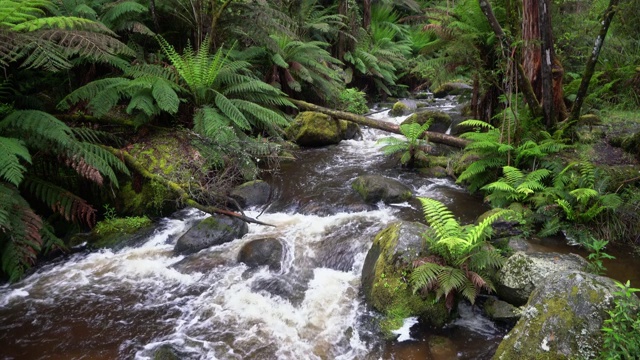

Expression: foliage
xmin=482 ymin=166 xmax=551 ymax=208
xmin=601 ymin=280 xmax=640 ymax=359
xmin=93 ymin=215 xmax=151 ymax=235
xmin=338 ymin=88 xmax=369 ymax=115
xmin=583 ymin=237 xmax=615 ymax=275
xmin=410 ymin=197 xmax=506 ymax=311
xmin=377 ymin=121 xmax=431 ymax=168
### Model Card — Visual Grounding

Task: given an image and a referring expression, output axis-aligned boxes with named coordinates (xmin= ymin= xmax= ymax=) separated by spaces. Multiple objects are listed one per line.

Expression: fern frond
xmin=21 ymin=176 xmax=96 ymax=226
xmin=0 ymin=136 xmax=32 ymax=186
xmin=457 ymin=119 xmax=495 ymax=130
xmin=411 ymin=261 xmax=443 ymax=293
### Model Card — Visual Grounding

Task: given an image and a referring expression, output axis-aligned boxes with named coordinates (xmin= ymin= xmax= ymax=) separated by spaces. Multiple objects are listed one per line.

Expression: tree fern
xmin=0 ymin=136 xmax=31 ymax=186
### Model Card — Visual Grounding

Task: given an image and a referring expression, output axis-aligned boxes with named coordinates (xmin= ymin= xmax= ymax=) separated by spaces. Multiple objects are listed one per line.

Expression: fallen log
xmin=103 ymin=146 xmax=276 ymax=227
xmin=289 ymin=99 xmax=470 ymax=148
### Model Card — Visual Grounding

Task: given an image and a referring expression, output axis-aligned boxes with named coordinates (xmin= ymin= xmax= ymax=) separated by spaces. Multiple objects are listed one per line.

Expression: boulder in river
xmin=237 ymin=237 xmax=284 ymax=271
xmin=351 ymin=175 xmax=413 ymax=204
xmin=388 ymin=100 xmax=416 ymax=117
xmin=496 ymin=251 xmax=588 ymax=306
xmin=361 ymin=221 xmax=450 ymax=334
xmin=174 ymin=215 xmax=248 ymax=254
xmin=482 ymin=296 xmax=520 ymax=324
xmin=230 ymin=180 xmax=272 ymax=209
xmin=402 ymin=110 xmax=452 ymax=134
xmin=432 ymin=82 xmax=473 ymax=98
xmin=285 ymin=111 xmax=360 ymax=147
xmin=493 ymin=270 xmax=637 ymax=360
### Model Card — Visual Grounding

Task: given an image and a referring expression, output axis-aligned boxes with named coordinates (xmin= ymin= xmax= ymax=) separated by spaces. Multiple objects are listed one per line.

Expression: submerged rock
xmin=496 ymin=251 xmax=588 ymax=306
xmin=230 ymin=180 xmax=272 ymax=209
xmin=238 ymin=238 xmax=284 ymax=271
xmin=351 ymin=175 xmax=413 ymax=204
xmin=174 ymin=215 xmax=248 ymax=254
xmin=361 ymin=221 xmax=450 ymax=334
xmin=493 ymin=270 xmax=635 ymax=359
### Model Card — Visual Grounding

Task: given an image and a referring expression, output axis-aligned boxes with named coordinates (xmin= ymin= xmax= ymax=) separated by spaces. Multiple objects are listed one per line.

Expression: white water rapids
xmin=0 ymin=101 xmax=505 ymax=359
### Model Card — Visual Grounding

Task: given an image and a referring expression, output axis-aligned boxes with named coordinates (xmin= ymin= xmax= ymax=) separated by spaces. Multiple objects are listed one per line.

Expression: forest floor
xmin=578 ymin=109 xmax=640 ymax=167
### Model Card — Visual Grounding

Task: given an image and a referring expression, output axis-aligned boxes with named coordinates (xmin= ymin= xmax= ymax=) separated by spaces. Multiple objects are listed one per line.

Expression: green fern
xmin=0 ymin=136 xmax=32 ymax=186
xmin=411 ymin=198 xmax=506 ymax=310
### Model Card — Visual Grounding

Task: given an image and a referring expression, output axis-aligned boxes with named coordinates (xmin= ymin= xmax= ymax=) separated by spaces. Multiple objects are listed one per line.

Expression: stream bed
xmin=1 ymin=100 xmax=638 ymax=359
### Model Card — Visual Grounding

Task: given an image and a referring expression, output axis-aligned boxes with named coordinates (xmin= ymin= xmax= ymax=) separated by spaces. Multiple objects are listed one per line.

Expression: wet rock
xmin=493 ymin=270 xmax=636 ymax=360
xmin=351 ymin=175 xmax=413 ymax=204
xmin=174 ymin=215 xmax=248 ymax=255
xmin=238 ymin=238 xmax=284 ymax=271
xmin=361 ymin=221 xmax=450 ymax=332
xmin=419 ymin=166 xmax=448 ymax=178
xmin=428 ymin=335 xmax=457 ymax=359
xmin=153 ymin=344 xmax=181 ymax=360
xmin=402 ymin=110 xmax=452 ymax=134
xmin=230 ymin=180 xmax=272 ymax=209
xmin=171 ymin=251 xmax=229 ymax=273
xmin=340 ymin=121 xmax=362 ymax=140
xmin=482 ymin=296 xmax=520 ymax=323
xmin=389 ymin=100 xmax=416 ymax=117
xmin=496 ymin=251 xmax=588 ymax=306
xmin=432 ymin=82 xmax=473 ymax=98
xmin=286 ymin=111 xmax=357 ymax=147
xmin=506 ymin=237 xmax=531 ymax=253
xmin=477 ymin=208 xmax=522 ymax=239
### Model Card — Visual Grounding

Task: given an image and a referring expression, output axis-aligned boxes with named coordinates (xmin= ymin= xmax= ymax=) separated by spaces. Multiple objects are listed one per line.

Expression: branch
xmin=102 ymin=146 xmax=275 ymax=227
xmin=289 ymin=99 xmax=470 ymax=149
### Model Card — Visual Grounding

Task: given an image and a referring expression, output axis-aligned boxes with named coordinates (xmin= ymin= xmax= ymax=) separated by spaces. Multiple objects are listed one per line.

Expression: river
xmin=0 ymin=99 xmax=636 ymax=359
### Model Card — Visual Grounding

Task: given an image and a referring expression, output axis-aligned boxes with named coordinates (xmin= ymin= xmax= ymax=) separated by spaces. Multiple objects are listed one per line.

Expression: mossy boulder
xmin=388 ymin=100 xmax=416 ymax=117
xmin=496 ymin=251 xmax=588 ymax=306
xmin=402 ymin=110 xmax=452 ymax=134
xmin=351 ymin=175 xmax=413 ymax=204
xmin=230 ymin=180 xmax=272 ymax=209
xmin=116 ymin=129 xmax=207 ymax=216
xmin=237 ymin=238 xmax=284 ymax=271
xmin=493 ymin=270 xmax=636 ymax=360
xmin=153 ymin=344 xmax=181 ymax=360
xmin=286 ymin=111 xmax=359 ymax=146
xmin=361 ymin=222 xmax=451 ymax=335
xmin=174 ymin=215 xmax=248 ymax=254
xmin=69 ymin=216 xmax=155 ymax=249
xmin=432 ymin=82 xmax=473 ymax=98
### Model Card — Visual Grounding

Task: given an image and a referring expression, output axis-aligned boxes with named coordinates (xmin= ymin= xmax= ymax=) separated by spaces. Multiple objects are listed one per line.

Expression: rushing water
xmin=0 ymin=99 xmax=528 ymax=359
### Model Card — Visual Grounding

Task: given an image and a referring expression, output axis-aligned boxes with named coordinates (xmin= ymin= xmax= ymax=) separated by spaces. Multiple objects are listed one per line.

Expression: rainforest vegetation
xmin=1 ymin=0 xmax=639 ymax=304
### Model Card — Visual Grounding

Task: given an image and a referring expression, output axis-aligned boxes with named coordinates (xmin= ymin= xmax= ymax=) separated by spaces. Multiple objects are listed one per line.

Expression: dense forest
xmin=1 ymin=0 xmax=640 ymax=355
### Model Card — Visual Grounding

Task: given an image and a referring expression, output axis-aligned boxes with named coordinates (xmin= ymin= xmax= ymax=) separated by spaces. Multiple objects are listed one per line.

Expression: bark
xmin=362 ymin=0 xmax=371 ymax=30
xmin=478 ymin=0 xmax=543 ymax=118
xmin=538 ymin=0 xmax=555 ymax=127
xmin=149 ymin=0 xmax=161 ymax=33
xmin=289 ymin=99 xmax=470 ymax=148
xmin=103 ymin=146 xmax=275 ymax=227
xmin=569 ymin=0 xmax=620 ymax=121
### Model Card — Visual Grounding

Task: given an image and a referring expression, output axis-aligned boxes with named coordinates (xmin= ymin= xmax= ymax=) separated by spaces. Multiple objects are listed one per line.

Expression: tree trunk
xmin=289 ymin=99 xmax=470 ymax=148
xmin=362 ymin=0 xmax=371 ymax=31
xmin=569 ymin=0 xmax=620 ymax=121
xmin=478 ymin=0 xmax=542 ymax=118
xmin=538 ymin=0 xmax=555 ymax=127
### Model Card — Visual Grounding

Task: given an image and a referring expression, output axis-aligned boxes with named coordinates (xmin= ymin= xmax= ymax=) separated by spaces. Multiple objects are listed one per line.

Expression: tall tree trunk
xmin=478 ymin=0 xmax=542 ymax=118
xmin=362 ymin=0 xmax=371 ymax=31
xmin=538 ymin=0 xmax=555 ymax=127
xmin=569 ymin=0 xmax=621 ymax=121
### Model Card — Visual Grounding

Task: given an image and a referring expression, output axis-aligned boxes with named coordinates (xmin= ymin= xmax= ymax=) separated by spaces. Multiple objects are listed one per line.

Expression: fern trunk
xmin=289 ymin=99 xmax=470 ymax=148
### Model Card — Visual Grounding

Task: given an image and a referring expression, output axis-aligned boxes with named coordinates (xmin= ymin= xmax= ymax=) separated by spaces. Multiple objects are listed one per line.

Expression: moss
xmin=86 ymin=216 xmax=154 ymax=249
xmin=285 ymin=111 xmax=342 ymax=146
xmin=118 ymin=179 xmax=171 ymax=216
xmin=402 ymin=111 xmax=451 ymax=128
xmin=370 ymin=223 xmax=450 ymax=337
xmin=389 ymin=101 xmax=410 ymax=117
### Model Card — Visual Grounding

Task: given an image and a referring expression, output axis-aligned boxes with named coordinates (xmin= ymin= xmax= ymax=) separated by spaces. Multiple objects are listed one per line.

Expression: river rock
xmin=238 ymin=238 xmax=284 ymax=271
xmin=402 ymin=110 xmax=452 ymax=134
xmin=152 ymin=344 xmax=181 ymax=360
xmin=496 ymin=251 xmax=588 ymax=306
xmin=351 ymin=175 xmax=413 ymax=204
xmin=482 ymin=296 xmax=520 ymax=323
xmin=493 ymin=270 xmax=636 ymax=360
xmin=477 ymin=208 xmax=522 ymax=239
xmin=286 ymin=111 xmax=358 ymax=147
xmin=389 ymin=100 xmax=417 ymax=117
xmin=174 ymin=215 xmax=248 ymax=254
xmin=230 ymin=180 xmax=272 ymax=209
xmin=432 ymin=82 xmax=473 ymax=98
xmin=361 ymin=221 xmax=450 ymax=332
